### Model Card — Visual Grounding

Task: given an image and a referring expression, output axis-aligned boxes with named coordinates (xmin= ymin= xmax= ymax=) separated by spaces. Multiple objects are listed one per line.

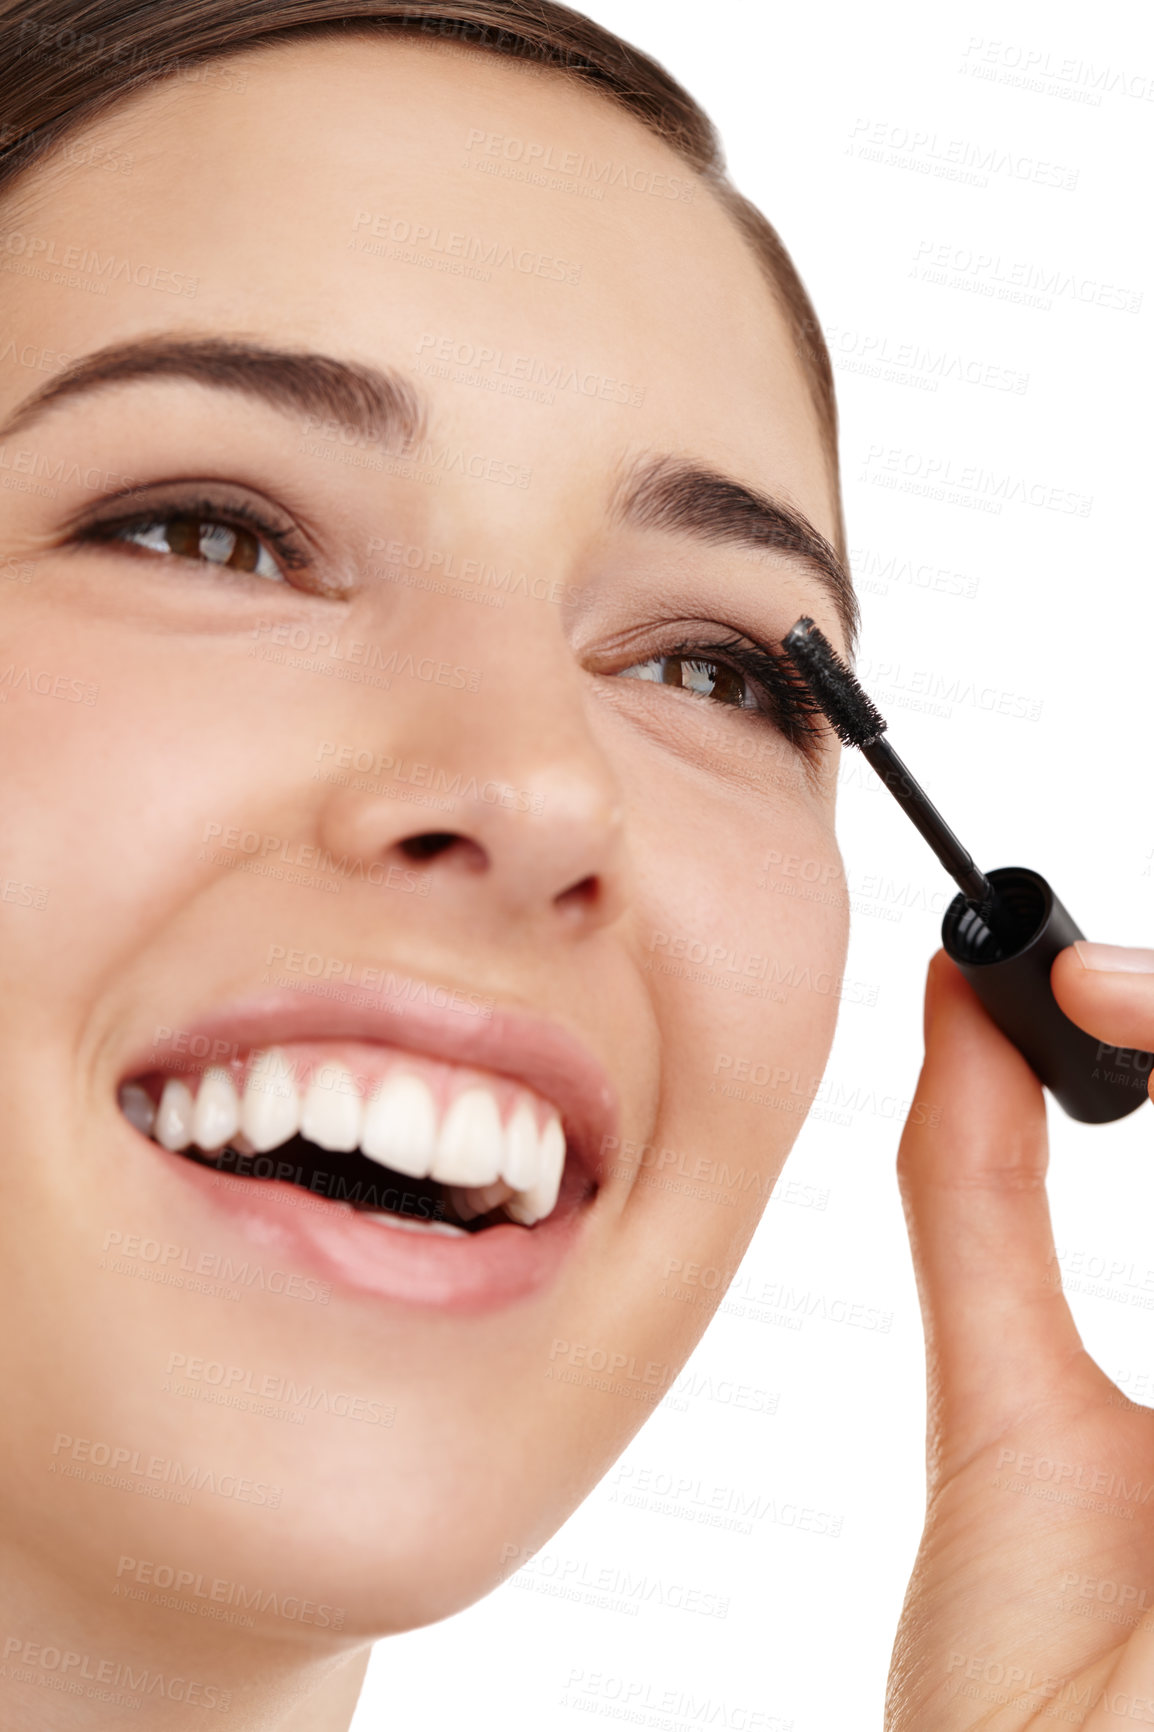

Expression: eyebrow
xmin=0 ymin=332 xmax=427 ymax=450
xmin=610 ymin=453 xmax=858 ymax=657
xmin=0 ymin=334 xmax=858 ymax=652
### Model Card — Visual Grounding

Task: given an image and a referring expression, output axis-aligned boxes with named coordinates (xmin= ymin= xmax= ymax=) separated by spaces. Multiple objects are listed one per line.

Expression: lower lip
xmin=148 ymin=1134 xmax=596 ymax=1313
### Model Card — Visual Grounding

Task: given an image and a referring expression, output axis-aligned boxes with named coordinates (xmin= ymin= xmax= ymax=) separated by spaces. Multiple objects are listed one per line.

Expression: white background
xmin=352 ymin=2 xmax=1154 ymax=1726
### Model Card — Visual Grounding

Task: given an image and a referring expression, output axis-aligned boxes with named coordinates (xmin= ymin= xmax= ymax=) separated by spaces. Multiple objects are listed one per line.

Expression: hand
xmin=885 ymin=942 xmax=1154 ymax=1730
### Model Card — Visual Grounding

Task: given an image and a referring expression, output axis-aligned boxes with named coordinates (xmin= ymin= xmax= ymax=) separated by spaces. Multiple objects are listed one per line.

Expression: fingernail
xmin=1074 ymin=941 xmax=1154 ymax=973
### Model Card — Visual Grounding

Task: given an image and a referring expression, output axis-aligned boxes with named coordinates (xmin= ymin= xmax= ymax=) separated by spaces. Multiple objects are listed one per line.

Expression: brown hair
xmin=0 ymin=0 xmax=851 ymax=627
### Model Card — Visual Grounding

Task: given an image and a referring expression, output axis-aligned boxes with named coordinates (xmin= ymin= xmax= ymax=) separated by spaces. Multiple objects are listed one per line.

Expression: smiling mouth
xmin=117 ymin=1045 xmax=581 ymax=1237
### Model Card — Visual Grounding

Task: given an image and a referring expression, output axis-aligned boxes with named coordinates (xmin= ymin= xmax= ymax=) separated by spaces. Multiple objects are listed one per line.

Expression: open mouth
xmin=118 ymin=1044 xmax=581 ymax=1237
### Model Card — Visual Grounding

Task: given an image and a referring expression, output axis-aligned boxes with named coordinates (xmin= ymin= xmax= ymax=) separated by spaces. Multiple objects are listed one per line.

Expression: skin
xmin=887 ymin=946 xmax=1154 ymax=1731
xmin=0 ymin=36 xmax=850 ymax=1730
xmin=10 ymin=32 xmax=1144 ymax=1732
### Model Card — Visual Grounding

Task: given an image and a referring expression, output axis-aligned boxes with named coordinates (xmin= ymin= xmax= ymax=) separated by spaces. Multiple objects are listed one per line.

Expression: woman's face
xmin=0 ymin=36 xmax=848 ymax=1639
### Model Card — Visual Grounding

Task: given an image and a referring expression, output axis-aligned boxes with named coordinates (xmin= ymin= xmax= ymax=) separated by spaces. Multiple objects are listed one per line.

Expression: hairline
xmin=0 ymin=4 xmax=849 ymax=585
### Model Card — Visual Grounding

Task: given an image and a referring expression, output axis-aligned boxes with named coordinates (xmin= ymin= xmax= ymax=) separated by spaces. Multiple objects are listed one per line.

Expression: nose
xmin=315 ymin=685 xmax=633 ymax=935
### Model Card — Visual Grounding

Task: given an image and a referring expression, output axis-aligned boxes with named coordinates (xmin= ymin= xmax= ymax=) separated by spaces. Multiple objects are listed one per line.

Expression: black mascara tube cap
xmin=940 ymin=866 xmax=1152 ymax=1123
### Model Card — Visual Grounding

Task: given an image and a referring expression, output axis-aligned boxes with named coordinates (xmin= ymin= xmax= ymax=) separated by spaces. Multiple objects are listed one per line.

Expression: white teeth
xmin=501 ymin=1099 xmax=540 ymax=1190
xmin=155 ymin=1078 xmax=195 ymax=1151
xmin=447 ymin=1177 xmax=512 ymax=1219
xmin=446 ymin=1179 xmax=516 ymax=1221
xmin=430 ymin=1087 xmax=505 ymax=1186
xmin=131 ymin=1046 xmax=572 ymax=1225
xmin=506 ymin=1113 xmax=566 ymax=1225
xmin=300 ymin=1061 xmax=362 ymax=1152
xmin=360 ymin=1072 xmax=438 ymax=1178
xmin=361 ymin=1212 xmax=468 ymax=1238
xmin=118 ymin=1081 xmax=156 ymax=1137
xmin=192 ymin=1066 xmax=241 ymax=1152
xmin=472 ymin=1179 xmax=517 ymax=1213
xmin=241 ymin=1047 xmax=301 ymax=1152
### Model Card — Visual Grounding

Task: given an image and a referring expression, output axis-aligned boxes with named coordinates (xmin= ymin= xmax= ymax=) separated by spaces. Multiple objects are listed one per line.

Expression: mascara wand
xmin=780 ymin=618 xmax=1003 ymax=933
xmin=778 ymin=616 xmax=1151 ymax=1124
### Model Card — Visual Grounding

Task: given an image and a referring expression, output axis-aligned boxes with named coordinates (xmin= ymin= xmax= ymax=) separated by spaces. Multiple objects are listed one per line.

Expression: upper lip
xmin=119 ymin=976 xmax=620 ymax=1189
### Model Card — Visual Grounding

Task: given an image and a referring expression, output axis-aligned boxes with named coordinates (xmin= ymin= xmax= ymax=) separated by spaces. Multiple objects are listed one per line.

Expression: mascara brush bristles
xmin=780 ymin=618 xmax=887 ymax=749
xmin=778 ymin=615 xmax=999 ymax=921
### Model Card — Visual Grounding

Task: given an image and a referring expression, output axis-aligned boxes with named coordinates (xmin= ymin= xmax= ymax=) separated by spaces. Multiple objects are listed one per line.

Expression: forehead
xmin=0 ymin=34 xmax=835 ymax=545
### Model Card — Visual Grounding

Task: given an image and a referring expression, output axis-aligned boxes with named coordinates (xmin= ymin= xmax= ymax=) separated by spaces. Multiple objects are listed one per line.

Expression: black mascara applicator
xmin=779 ymin=616 xmax=1150 ymax=1124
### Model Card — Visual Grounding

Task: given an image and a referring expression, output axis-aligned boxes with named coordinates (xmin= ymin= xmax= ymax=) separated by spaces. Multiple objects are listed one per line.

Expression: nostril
xmin=397 ymin=833 xmax=489 ymax=873
xmin=555 ymin=875 xmax=601 ymax=916
xmin=399 ymin=832 xmax=460 ymax=862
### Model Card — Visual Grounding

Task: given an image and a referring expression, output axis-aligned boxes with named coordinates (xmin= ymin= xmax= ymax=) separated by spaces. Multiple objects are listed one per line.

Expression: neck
xmin=0 ymin=1549 xmax=372 ymax=1731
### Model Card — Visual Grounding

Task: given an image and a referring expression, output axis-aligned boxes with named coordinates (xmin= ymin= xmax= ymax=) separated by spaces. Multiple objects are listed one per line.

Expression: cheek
xmin=0 ymin=592 xmax=322 ymax=1027
xmin=638 ymin=763 xmax=848 ymax=1078
xmin=617 ymin=764 xmax=848 ymax=1301
xmin=0 ymin=675 xmax=224 ymax=1042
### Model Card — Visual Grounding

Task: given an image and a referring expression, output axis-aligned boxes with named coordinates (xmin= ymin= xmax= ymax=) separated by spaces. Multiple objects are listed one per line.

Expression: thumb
xmin=1051 ymin=942 xmax=1154 ymax=1103
xmin=896 ymin=950 xmax=1102 ymax=1479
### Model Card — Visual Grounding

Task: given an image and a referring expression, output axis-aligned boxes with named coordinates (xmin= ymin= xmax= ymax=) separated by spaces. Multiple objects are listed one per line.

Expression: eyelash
xmin=621 ymin=634 xmax=826 ymax=758
xmin=73 ymin=491 xmax=311 ymax=577
xmin=69 ymin=495 xmax=827 ymax=758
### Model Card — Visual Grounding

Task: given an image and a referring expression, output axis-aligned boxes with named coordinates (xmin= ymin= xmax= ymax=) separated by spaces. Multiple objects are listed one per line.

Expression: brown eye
xmin=109 ymin=513 xmax=284 ymax=580
xmin=623 ymin=653 xmax=755 ymax=710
